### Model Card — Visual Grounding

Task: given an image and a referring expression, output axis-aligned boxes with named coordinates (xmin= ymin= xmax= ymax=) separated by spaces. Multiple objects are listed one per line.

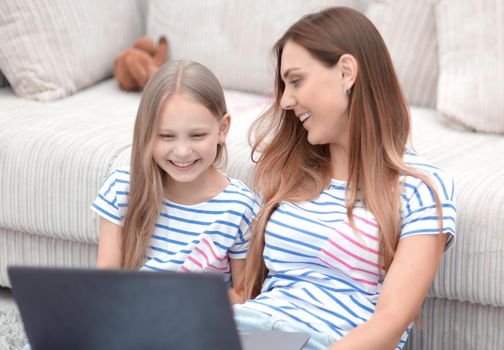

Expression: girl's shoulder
xmin=98 ymin=166 xmax=131 ymax=194
xmin=223 ymin=177 xmax=261 ymax=210
xmin=102 ymin=166 xmax=131 ymax=185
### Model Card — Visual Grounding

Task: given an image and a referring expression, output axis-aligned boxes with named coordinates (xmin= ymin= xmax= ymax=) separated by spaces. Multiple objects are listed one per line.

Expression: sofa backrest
xmin=145 ymin=0 xmax=441 ymax=109
xmin=146 ymin=0 xmax=367 ymax=96
xmin=0 ymin=0 xmax=144 ymax=101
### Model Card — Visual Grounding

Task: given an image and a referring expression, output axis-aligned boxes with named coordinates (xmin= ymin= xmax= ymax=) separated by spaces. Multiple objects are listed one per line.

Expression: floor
xmin=0 ymin=286 xmax=27 ymax=350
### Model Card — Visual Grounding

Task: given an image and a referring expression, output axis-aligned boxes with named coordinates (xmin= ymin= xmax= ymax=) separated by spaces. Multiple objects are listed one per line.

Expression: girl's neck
xmin=163 ymin=166 xmax=229 ymax=205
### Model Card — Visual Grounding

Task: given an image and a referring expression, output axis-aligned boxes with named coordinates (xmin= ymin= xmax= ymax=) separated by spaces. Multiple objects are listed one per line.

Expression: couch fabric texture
xmin=0 ymin=1 xmax=503 ymax=349
xmin=436 ymin=0 xmax=504 ymax=133
xmin=0 ymin=0 xmax=143 ymax=101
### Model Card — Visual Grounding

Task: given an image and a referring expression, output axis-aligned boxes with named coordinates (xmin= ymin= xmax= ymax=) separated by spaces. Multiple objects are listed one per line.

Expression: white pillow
xmin=0 ymin=0 xmax=143 ymax=101
xmin=436 ymin=0 xmax=504 ymax=133
xmin=366 ymin=0 xmax=439 ymax=108
xmin=147 ymin=0 xmax=367 ymax=95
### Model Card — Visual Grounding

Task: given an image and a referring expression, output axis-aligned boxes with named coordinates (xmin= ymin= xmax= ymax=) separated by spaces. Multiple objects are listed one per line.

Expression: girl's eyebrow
xmin=158 ymin=126 xmax=212 ymax=133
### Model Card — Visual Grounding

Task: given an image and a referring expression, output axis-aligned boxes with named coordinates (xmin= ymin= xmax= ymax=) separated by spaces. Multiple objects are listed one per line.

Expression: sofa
xmin=0 ymin=1 xmax=503 ymax=349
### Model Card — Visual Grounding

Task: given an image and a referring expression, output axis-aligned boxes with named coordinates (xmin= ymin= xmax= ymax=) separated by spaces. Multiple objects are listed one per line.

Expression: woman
xmin=234 ymin=7 xmax=456 ymax=350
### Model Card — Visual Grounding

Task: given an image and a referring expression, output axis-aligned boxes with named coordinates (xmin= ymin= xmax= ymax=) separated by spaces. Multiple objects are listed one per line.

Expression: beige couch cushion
xmin=0 ymin=0 xmax=143 ymax=101
xmin=436 ymin=0 xmax=504 ymax=133
xmin=366 ymin=0 xmax=438 ymax=108
xmin=410 ymin=107 xmax=504 ymax=308
xmin=146 ymin=0 xmax=366 ymax=95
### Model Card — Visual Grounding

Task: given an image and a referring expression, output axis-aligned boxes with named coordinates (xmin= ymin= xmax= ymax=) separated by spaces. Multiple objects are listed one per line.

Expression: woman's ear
xmin=218 ymin=113 xmax=231 ymax=144
xmin=338 ymin=54 xmax=358 ymax=91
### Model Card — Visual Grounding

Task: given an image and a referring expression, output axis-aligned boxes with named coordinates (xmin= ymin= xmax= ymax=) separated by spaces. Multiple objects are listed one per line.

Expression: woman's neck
xmin=163 ymin=166 xmax=229 ymax=205
xmin=329 ymin=143 xmax=349 ymax=181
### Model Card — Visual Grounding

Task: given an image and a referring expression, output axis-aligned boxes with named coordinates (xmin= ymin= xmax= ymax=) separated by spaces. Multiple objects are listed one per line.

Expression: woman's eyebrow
xmin=282 ymin=67 xmax=301 ymax=80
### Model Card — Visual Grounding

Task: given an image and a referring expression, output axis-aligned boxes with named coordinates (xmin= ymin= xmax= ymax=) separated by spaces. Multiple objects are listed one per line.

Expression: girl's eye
xmin=192 ymin=133 xmax=207 ymax=139
xmin=160 ymin=134 xmax=174 ymax=139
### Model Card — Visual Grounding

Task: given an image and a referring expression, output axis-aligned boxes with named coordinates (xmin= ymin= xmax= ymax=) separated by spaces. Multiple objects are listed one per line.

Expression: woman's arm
xmin=96 ymin=217 xmax=123 ymax=269
xmin=327 ymin=233 xmax=448 ymax=350
xmin=228 ymin=258 xmax=246 ymax=304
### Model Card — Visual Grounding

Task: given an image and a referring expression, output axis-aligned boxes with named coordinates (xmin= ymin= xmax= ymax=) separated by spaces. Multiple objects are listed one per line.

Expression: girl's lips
xmin=169 ymin=159 xmax=198 ymax=170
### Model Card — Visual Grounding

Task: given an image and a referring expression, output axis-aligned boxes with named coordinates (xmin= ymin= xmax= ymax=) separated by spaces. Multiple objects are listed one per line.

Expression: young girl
xmin=234 ymin=7 xmax=457 ymax=350
xmin=91 ymin=60 xmax=257 ymax=303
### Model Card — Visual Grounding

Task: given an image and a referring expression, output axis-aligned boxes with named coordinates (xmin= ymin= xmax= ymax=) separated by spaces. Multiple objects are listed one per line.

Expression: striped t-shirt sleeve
xmin=90 ymin=169 xmax=128 ymax=225
xmin=227 ymin=190 xmax=260 ymax=259
xmin=400 ymin=170 xmax=457 ymax=251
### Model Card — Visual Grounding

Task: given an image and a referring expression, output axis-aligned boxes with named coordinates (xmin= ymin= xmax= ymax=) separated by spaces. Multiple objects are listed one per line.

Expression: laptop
xmin=8 ymin=267 xmax=310 ymax=350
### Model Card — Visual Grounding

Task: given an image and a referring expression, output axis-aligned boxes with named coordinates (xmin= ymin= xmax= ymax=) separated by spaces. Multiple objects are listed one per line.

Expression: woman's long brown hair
xmin=244 ymin=7 xmax=443 ymax=298
xmin=122 ymin=60 xmax=228 ymax=268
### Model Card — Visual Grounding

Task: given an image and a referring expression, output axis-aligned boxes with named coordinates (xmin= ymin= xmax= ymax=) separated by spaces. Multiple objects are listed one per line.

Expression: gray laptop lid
xmin=8 ymin=267 xmax=309 ymax=350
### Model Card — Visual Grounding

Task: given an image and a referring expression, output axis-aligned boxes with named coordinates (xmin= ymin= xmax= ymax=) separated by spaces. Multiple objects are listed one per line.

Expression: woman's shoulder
xmin=403 ymin=149 xmax=452 ymax=177
xmin=401 ymin=150 xmax=455 ymax=203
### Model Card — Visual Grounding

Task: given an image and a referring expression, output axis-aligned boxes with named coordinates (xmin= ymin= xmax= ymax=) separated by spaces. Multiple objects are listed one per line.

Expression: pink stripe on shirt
xmin=327 ymin=239 xmax=381 ymax=268
xmin=335 ymin=228 xmax=379 ymax=254
xmin=194 ymin=246 xmax=228 ymax=272
xmin=202 ymin=237 xmax=227 ymax=262
xmin=319 ymin=257 xmax=378 ymax=286
xmin=320 ymin=248 xmax=381 ymax=277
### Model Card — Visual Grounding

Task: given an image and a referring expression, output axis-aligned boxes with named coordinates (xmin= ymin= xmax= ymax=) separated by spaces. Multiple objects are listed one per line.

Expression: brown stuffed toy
xmin=113 ymin=36 xmax=169 ymax=91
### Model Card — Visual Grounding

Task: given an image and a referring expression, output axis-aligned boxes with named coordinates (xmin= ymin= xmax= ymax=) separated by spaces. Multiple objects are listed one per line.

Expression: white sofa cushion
xmin=366 ymin=0 xmax=438 ymax=108
xmin=146 ymin=0 xmax=367 ymax=95
xmin=410 ymin=107 xmax=504 ymax=307
xmin=0 ymin=0 xmax=143 ymax=101
xmin=436 ymin=0 xmax=504 ymax=133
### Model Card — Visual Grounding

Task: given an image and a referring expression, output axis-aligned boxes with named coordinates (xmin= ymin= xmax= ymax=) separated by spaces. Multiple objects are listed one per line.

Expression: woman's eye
xmin=289 ymin=79 xmax=301 ymax=87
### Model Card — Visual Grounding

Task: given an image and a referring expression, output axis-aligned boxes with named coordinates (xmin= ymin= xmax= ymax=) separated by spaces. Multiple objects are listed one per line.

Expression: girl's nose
xmin=173 ymin=142 xmax=192 ymax=158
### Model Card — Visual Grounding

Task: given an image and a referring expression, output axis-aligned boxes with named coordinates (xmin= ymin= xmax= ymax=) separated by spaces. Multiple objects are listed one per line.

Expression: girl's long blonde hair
xmin=244 ymin=7 xmax=443 ymax=298
xmin=122 ymin=60 xmax=228 ymax=268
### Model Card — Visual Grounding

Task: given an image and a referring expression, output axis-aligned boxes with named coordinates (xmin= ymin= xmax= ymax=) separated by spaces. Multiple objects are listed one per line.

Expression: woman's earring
xmin=345 ymin=87 xmax=352 ymax=96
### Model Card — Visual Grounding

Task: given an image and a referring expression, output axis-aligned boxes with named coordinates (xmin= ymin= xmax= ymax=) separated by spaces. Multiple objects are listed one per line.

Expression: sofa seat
xmin=2 ymin=79 xmax=503 ymax=308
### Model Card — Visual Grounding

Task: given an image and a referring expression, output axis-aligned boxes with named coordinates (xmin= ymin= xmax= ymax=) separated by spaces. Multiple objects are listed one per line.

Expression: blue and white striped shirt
xmin=242 ymin=151 xmax=456 ymax=349
xmin=91 ymin=167 xmax=259 ymax=284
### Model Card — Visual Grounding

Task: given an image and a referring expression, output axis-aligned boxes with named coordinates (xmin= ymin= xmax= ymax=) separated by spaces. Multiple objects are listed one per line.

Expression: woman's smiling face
xmin=279 ymin=40 xmax=351 ymax=146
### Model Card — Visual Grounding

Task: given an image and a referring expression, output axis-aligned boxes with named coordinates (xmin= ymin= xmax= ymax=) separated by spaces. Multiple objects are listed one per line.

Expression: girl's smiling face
xmin=152 ymin=93 xmax=230 ymax=188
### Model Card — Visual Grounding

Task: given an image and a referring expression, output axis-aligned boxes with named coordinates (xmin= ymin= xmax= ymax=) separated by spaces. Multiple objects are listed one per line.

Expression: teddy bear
xmin=113 ymin=36 xmax=169 ymax=92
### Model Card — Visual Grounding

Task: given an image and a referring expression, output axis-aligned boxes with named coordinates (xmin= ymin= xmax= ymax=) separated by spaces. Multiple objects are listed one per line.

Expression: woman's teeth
xmin=300 ymin=112 xmax=311 ymax=122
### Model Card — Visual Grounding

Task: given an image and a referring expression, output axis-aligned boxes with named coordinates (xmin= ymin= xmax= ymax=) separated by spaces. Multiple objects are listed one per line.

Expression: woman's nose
xmin=280 ymin=91 xmax=295 ymax=110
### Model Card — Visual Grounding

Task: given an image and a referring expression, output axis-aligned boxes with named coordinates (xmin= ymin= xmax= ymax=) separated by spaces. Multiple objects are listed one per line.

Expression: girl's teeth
xmin=172 ymin=160 xmax=196 ymax=167
xmin=300 ymin=112 xmax=311 ymax=122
